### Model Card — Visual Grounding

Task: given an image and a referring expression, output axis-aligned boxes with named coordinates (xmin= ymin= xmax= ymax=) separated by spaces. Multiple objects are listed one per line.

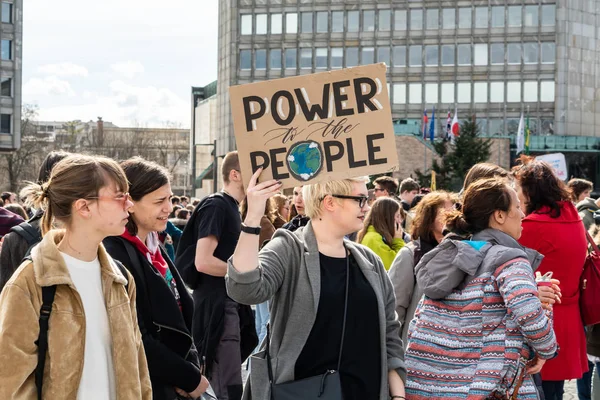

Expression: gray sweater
xmin=226 ymin=222 xmax=406 ymax=400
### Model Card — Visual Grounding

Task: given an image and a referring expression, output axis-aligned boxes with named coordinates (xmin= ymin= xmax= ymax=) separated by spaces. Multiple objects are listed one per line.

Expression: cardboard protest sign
xmin=536 ymin=153 xmax=568 ymax=181
xmin=229 ymin=63 xmax=398 ymax=189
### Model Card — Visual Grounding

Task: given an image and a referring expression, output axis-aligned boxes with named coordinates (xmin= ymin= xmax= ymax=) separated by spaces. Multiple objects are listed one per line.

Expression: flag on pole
xmin=525 ymin=113 xmax=531 ymax=155
xmin=450 ymin=109 xmax=460 ymax=143
xmin=431 ymin=170 xmax=436 ymax=191
xmin=516 ymin=113 xmax=525 ymax=154
xmin=445 ymin=110 xmax=452 ymax=141
xmin=422 ymin=109 xmax=428 ymax=139
xmin=429 ymin=107 xmax=436 ymax=142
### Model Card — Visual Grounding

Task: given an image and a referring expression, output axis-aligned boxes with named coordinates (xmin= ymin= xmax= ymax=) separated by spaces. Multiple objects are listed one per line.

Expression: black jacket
xmin=103 ymin=236 xmax=201 ymax=399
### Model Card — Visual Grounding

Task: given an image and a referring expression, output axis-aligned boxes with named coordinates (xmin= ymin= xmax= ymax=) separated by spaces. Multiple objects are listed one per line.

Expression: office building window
xmin=379 ymin=10 xmax=391 ymax=31
xmin=508 ymin=6 xmax=521 ymax=27
xmin=475 ymin=7 xmax=488 ymax=28
xmin=395 ymin=10 xmax=407 ymax=30
xmin=490 ymin=82 xmax=504 ymax=102
xmin=270 ymin=49 xmax=281 ymax=69
xmin=316 ymin=11 xmax=328 ymax=33
xmin=491 ymin=43 xmax=504 ymax=65
xmin=425 ymin=45 xmax=439 ymax=66
xmin=301 ymin=12 xmax=313 ymax=33
xmin=474 ymin=82 xmax=487 ymax=103
xmin=1 ymin=77 xmax=11 ymax=97
xmin=255 ymin=49 xmax=266 ymax=69
xmin=348 ymin=11 xmax=359 ymax=32
xmin=540 ymin=81 xmax=555 ymax=101
xmin=346 ymin=47 xmax=359 ymax=67
xmin=1 ymin=2 xmax=12 ymax=24
xmin=271 ymin=14 xmax=282 ymax=34
xmin=286 ymin=13 xmax=298 ymax=33
xmin=524 ymin=6 xmax=538 ymax=27
xmin=507 ymin=81 xmax=521 ymax=102
xmin=362 ymin=47 xmax=375 ymax=64
xmin=256 ymin=14 xmax=267 ymax=34
xmin=442 ymin=9 xmax=455 ymax=29
xmin=241 ymin=14 xmax=252 ymax=35
xmin=457 ymin=82 xmax=471 ymax=103
xmin=524 ymin=42 xmax=538 ymax=64
xmin=507 ymin=43 xmax=521 ymax=64
xmin=409 ymin=83 xmax=422 ymax=104
xmin=393 ymin=84 xmax=406 ymax=104
xmin=458 ymin=44 xmax=471 ymax=65
xmin=300 ymin=48 xmax=312 ymax=68
xmin=426 ymin=9 xmax=439 ymax=30
xmin=285 ymin=48 xmax=297 ymax=69
xmin=331 ymin=48 xmax=343 ymax=69
xmin=441 ymin=83 xmax=455 ymax=103
xmin=541 ymin=43 xmax=555 ymax=64
xmin=409 ymin=45 xmax=422 ymax=66
xmin=377 ymin=46 xmax=390 ymax=66
xmin=240 ymin=50 xmax=251 ymax=70
xmin=541 ymin=5 xmax=555 ymax=26
xmin=316 ymin=48 xmax=327 ymax=68
xmin=489 ymin=119 xmax=504 ymax=135
xmin=442 ymin=45 xmax=455 ymax=66
xmin=425 ymin=83 xmax=438 ymax=103
xmin=491 ymin=6 xmax=504 ymax=28
xmin=523 ymin=81 xmax=538 ymax=102
xmin=410 ymin=9 xmax=423 ymax=30
xmin=393 ymin=45 xmax=406 ymax=67
xmin=474 ymin=44 xmax=487 ymax=66
xmin=458 ymin=8 xmax=471 ymax=29
xmin=332 ymin=11 xmax=344 ymax=32
xmin=0 ymin=114 xmax=10 ymax=134
xmin=363 ymin=10 xmax=375 ymax=32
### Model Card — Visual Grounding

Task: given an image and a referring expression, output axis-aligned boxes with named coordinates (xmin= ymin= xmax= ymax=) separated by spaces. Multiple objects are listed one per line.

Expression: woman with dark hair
xmin=405 ymin=178 xmax=557 ymax=399
xmin=514 ymin=159 xmax=588 ymax=399
xmin=103 ymin=157 xmax=209 ymax=400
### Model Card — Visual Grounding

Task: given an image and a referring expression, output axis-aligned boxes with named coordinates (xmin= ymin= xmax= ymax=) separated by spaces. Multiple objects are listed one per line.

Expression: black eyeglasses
xmin=323 ymin=194 xmax=369 ymax=208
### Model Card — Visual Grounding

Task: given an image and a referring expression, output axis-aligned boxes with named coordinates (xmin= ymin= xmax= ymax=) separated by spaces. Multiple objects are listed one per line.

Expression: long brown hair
xmin=410 ymin=191 xmax=454 ymax=243
xmin=357 ymin=197 xmax=402 ymax=245
xmin=269 ymin=193 xmax=289 ymax=223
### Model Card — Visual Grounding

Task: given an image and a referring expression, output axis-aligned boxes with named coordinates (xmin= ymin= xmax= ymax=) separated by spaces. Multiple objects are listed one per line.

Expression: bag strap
xmin=35 ymin=285 xmax=57 ymax=400
xmin=10 ymin=221 xmax=42 ymax=247
xmin=585 ymin=231 xmax=600 ymax=255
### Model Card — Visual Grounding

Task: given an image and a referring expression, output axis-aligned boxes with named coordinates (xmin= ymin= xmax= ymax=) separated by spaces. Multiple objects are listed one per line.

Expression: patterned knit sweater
xmin=405 ymin=229 xmax=558 ymax=400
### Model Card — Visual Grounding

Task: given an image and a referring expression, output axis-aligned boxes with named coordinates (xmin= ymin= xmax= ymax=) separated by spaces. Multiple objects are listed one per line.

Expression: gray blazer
xmin=226 ymin=222 xmax=406 ymax=400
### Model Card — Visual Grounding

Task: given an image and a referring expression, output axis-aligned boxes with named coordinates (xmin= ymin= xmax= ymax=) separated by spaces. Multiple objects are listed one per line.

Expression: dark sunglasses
xmin=322 ymin=194 xmax=369 ymax=208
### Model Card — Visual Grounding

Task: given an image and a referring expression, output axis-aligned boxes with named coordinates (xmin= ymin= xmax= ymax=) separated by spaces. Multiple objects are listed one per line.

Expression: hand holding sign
xmin=244 ymin=168 xmax=283 ymax=227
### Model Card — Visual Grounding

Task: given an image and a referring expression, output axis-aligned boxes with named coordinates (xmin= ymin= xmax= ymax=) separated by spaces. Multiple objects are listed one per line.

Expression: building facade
xmin=191 ymin=82 xmax=219 ymax=199
xmin=217 ymin=0 xmax=600 ymax=184
xmin=0 ymin=0 xmax=21 ymax=151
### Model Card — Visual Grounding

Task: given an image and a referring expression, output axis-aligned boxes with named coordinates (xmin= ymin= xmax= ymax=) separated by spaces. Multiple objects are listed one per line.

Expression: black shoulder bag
xmin=265 ymin=254 xmax=349 ymax=400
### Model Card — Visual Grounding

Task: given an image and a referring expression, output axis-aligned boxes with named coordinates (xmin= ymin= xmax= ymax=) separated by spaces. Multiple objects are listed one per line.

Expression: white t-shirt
xmin=60 ymin=252 xmax=117 ymax=400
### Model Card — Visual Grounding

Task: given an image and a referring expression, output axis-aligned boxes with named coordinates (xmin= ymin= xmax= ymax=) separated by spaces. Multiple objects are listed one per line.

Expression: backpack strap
xmin=10 ymin=222 xmax=42 ymax=247
xmin=35 ymin=285 xmax=57 ymax=400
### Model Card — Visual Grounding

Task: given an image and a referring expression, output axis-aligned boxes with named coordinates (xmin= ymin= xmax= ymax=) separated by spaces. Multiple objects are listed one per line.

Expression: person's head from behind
xmin=446 ymin=178 xmax=524 ymax=240
xmin=180 ymin=196 xmax=189 ymax=207
xmin=171 ymin=196 xmax=181 ymax=206
xmin=270 ymin=193 xmax=290 ymax=221
xmin=373 ymin=176 xmax=399 ymax=199
xmin=567 ymin=178 xmax=593 ymax=203
xmin=21 ymin=154 xmax=131 ymax=237
xmin=293 ymin=186 xmax=305 ymax=216
xmin=176 ymin=208 xmax=190 ymax=220
xmin=463 ymin=163 xmax=510 ymax=191
xmin=121 ymin=157 xmax=172 ymax=241
xmin=1 ymin=192 xmax=17 ymax=204
xmin=399 ymin=178 xmax=420 ymax=204
xmin=358 ymin=197 xmax=404 ymax=245
xmin=304 ymin=177 xmax=370 ymax=236
xmin=4 ymin=203 xmax=28 ymax=220
xmin=411 ymin=191 xmax=454 ymax=244
xmin=37 ymin=151 xmax=71 ymax=184
xmin=222 ymin=151 xmax=243 ymax=193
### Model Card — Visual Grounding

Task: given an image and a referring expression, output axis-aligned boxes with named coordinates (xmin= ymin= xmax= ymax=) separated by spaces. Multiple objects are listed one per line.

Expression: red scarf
xmin=121 ymin=230 xmax=168 ymax=277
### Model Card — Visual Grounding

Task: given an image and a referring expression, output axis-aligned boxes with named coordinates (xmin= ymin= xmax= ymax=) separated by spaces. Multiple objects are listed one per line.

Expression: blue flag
xmin=429 ymin=107 xmax=435 ymax=142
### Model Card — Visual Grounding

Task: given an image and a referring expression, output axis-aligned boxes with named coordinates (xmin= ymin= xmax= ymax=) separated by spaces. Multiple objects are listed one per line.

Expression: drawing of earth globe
xmin=286 ymin=141 xmax=324 ymax=182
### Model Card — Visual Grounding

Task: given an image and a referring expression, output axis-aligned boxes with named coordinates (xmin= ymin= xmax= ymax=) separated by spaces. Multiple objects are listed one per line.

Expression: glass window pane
xmin=409 ymin=83 xmax=422 ymax=104
xmin=316 ymin=12 xmax=328 ymax=33
xmin=316 ymin=48 xmax=327 ymax=68
xmin=524 ymin=42 xmax=538 ymax=64
xmin=362 ymin=47 xmax=374 ymax=64
xmin=490 ymin=82 xmax=504 ymax=102
xmin=270 ymin=49 xmax=281 ymax=69
xmin=393 ymin=84 xmax=406 ymax=104
xmin=425 ymin=45 xmax=439 ymax=66
xmin=475 ymin=7 xmax=488 ymax=28
xmin=331 ymin=48 xmax=343 ymax=69
xmin=301 ymin=12 xmax=313 ymax=33
xmin=443 ymin=9 xmax=455 ymax=29
xmin=285 ymin=48 xmax=297 ymax=69
xmin=426 ymin=9 xmax=439 ymax=30
xmin=441 ymin=83 xmax=455 ymax=103
xmin=348 ymin=11 xmax=359 ymax=32
xmin=1 ymin=114 xmax=10 ymax=134
xmin=523 ymin=81 xmax=538 ymax=102
xmin=524 ymin=6 xmax=538 ymax=27
xmin=377 ymin=46 xmax=390 ymax=66
xmin=240 ymin=50 xmax=251 ymax=70
xmin=541 ymin=81 xmax=555 ymax=101
xmin=410 ymin=9 xmax=423 ymax=30
xmin=286 ymin=13 xmax=298 ymax=33
xmin=474 ymin=82 xmax=487 ymax=103
xmin=458 ymin=44 xmax=471 ymax=65
xmin=395 ymin=10 xmax=407 ymax=31
xmin=1 ymin=77 xmax=11 ymax=97
xmin=457 ymin=82 xmax=471 ymax=103
xmin=241 ymin=15 xmax=252 ymax=35
xmin=541 ymin=5 xmax=556 ymax=26
xmin=256 ymin=14 xmax=267 ymax=35
xmin=393 ymin=46 xmax=406 ymax=67
xmin=459 ymin=8 xmax=471 ymax=29
xmin=507 ymin=6 xmax=521 ymax=27
xmin=300 ymin=48 xmax=312 ymax=69
xmin=507 ymin=43 xmax=521 ymax=64
xmin=346 ymin=47 xmax=359 ymax=67
xmin=542 ymin=43 xmax=555 ymax=63
xmin=490 ymin=43 xmax=504 ymax=65
xmin=332 ymin=11 xmax=344 ymax=32
xmin=271 ymin=14 xmax=283 ymax=34
xmin=409 ymin=45 xmax=422 ymax=66
xmin=507 ymin=81 xmax=521 ymax=102
xmin=491 ymin=6 xmax=504 ymax=28
xmin=379 ymin=10 xmax=391 ymax=31
xmin=363 ymin=10 xmax=375 ymax=31
xmin=255 ymin=49 xmax=266 ymax=69
xmin=490 ymin=119 xmax=504 ymax=134
xmin=425 ymin=83 xmax=438 ymax=103
xmin=2 ymin=3 xmax=12 ymax=24
xmin=474 ymin=44 xmax=487 ymax=66
xmin=442 ymin=45 xmax=455 ymax=66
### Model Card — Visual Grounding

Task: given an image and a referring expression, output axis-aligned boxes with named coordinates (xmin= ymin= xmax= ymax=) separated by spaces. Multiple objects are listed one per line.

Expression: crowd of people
xmin=0 ymin=149 xmax=596 ymax=400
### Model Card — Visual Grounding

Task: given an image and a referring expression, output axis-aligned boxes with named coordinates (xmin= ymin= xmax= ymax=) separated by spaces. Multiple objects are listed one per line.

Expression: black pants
xmin=542 ymin=380 xmax=565 ymax=400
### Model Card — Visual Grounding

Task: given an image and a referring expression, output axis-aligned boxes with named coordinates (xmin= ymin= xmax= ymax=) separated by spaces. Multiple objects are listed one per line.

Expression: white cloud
xmin=23 ymin=76 xmax=76 ymax=97
xmin=110 ymin=61 xmax=145 ymax=79
xmin=37 ymin=62 xmax=88 ymax=77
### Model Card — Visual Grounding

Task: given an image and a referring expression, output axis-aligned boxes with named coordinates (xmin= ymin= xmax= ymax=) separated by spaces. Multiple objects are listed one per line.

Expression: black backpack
xmin=10 ymin=221 xmax=43 ymax=259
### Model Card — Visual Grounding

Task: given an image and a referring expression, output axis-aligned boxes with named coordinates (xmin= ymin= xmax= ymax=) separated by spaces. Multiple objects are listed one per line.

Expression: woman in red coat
xmin=514 ymin=159 xmax=588 ymax=400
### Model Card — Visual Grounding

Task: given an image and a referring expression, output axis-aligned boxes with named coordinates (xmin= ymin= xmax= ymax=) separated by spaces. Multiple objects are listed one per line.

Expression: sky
xmin=23 ymin=0 xmax=219 ymax=128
